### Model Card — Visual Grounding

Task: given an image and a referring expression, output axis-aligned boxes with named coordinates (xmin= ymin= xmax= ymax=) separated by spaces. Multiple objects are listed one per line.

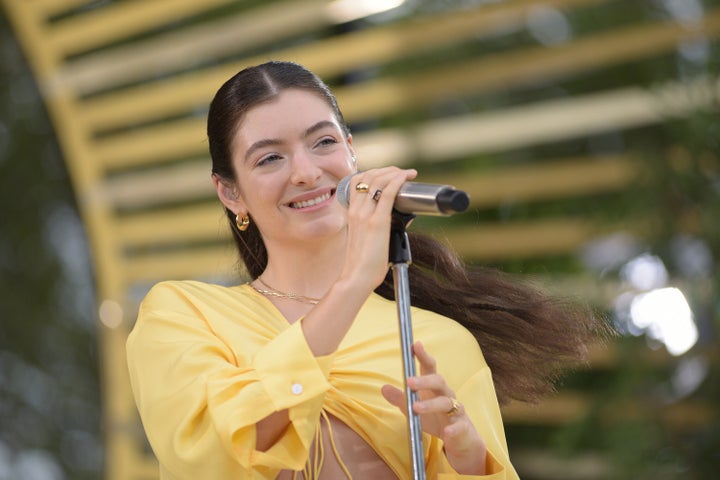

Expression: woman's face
xmin=223 ymin=88 xmax=356 ymax=247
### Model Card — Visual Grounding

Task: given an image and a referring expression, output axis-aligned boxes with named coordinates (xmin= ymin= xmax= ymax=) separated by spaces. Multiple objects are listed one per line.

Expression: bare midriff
xmin=276 ymin=413 xmax=399 ymax=480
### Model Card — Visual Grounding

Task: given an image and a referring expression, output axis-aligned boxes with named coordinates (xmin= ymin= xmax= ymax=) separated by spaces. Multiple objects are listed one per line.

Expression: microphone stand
xmin=389 ymin=210 xmax=426 ymax=480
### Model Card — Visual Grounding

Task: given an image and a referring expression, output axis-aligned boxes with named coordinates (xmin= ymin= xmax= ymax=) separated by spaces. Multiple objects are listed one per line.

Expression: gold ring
xmin=355 ymin=182 xmax=370 ymax=193
xmin=446 ymin=397 xmax=460 ymax=417
xmin=372 ymin=188 xmax=382 ymax=201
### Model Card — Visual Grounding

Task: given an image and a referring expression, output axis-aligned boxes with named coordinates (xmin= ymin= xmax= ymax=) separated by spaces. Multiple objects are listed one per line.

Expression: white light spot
xmin=621 ymin=253 xmax=668 ymax=291
xmin=98 ymin=300 xmax=123 ymax=329
xmin=630 ymin=287 xmax=698 ymax=356
xmin=326 ymin=0 xmax=406 ymax=24
xmin=527 ymin=6 xmax=571 ymax=46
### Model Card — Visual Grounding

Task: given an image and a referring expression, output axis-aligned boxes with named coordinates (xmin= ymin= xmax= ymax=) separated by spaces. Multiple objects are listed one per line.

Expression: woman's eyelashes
xmin=314 ymin=136 xmax=338 ymax=149
xmin=256 ymin=153 xmax=282 ymax=167
xmin=255 ymin=137 xmax=338 ymax=167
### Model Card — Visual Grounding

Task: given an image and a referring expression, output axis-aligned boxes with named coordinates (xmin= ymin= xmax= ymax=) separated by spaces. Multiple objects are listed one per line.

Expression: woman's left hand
xmin=381 ymin=341 xmax=487 ymax=475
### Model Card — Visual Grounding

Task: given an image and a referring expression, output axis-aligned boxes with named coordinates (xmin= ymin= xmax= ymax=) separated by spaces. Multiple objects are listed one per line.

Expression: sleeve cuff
xmin=253 ymin=321 xmax=333 ymax=412
xmin=437 ymin=448 xmax=506 ymax=479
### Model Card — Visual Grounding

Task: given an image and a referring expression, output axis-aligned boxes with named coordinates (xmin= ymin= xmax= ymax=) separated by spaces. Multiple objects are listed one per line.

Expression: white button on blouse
xmin=291 ymin=383 xmax=303 ymax=395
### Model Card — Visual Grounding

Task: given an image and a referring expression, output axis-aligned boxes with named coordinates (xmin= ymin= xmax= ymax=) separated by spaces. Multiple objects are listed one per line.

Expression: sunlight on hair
xmin=630 ymin=287 xmax=698 ymax=356
xmin=326 ymin=0 xmax=406 ymax=23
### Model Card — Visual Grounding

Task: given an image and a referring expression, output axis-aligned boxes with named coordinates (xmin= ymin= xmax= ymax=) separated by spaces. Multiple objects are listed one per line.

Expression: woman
xmin=127 ymin=61 xmax=602 ymax=479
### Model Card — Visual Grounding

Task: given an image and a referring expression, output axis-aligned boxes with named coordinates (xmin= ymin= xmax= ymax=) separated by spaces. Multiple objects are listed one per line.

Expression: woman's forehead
xmin=236 ymin=90 xmax=342 ymax=139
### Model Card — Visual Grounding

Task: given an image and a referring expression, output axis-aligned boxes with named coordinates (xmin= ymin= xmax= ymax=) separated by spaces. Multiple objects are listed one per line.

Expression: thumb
xmin=381 ymin=384 xmax=407 ymax=414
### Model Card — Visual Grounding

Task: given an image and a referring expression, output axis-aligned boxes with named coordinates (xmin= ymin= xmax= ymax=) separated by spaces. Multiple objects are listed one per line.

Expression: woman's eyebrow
xmin=304 ymin=120 xmax=338 ymax=138
xmin=244 ymin=121 xmax=338 ymax=162
xmin=244 ymin=138 xmax=282 ymax=162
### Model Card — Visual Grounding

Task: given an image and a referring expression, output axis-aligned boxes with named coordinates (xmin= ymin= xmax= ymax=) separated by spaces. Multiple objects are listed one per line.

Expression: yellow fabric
xmin=126 ymin=280 xmax=519 ymax=479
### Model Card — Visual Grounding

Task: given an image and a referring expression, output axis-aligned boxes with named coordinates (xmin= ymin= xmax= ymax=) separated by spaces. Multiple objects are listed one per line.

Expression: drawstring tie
xmin=292 ymin=410 xmax=353 ymax=480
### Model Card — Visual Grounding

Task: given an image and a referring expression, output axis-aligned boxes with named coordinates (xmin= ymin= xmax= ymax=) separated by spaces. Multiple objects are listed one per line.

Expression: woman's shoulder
xmin=142 ymin=279 xmax=222 ymax=300
xmin=139 ymin=279 xmax=252 ymax=311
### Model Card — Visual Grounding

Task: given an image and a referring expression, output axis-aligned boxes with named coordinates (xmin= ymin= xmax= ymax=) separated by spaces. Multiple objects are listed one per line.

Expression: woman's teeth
xmin=290 ymin=191 xmax=331 ymax=209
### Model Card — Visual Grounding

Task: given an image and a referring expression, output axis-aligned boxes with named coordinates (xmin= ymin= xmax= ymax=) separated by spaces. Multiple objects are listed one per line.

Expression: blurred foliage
xmin=0 ymin=10 xmax=102 ymax=480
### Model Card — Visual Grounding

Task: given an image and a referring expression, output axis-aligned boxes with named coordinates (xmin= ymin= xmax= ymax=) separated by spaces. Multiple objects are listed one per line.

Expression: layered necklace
xmin=250 ymin=277 xmax=321 ymax=305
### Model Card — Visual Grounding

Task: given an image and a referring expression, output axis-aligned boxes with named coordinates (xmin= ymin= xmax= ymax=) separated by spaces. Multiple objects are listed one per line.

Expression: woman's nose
xmin=289 ymin=151 xmax=322 ymax=185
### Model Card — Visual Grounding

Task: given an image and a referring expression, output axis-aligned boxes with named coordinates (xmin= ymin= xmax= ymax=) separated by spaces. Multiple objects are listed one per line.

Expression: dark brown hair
xmin=207 ymin=61 xmax=608 ymax=404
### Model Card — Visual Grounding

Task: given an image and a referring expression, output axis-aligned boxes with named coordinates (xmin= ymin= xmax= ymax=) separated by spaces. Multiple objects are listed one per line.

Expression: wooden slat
xmin=120 ymin=218 xmax=601 ymax=282
xmin=95 ymin=73 xmax=717 ymax=171
xmin=73 ymin=6 xmax=720 ymax=133
xmin=29 ymin=0 xmax=93 ymax=17
xmin=124 ymin=245 xmax=239 ymax=284
xmin=105 ymin=161 xmax=215 ymax=209
xmin=104 ymin=153 xmax=637 ymax=209
xmin=50 ymin=0 xmax=331 ymax=96
xmin=335 ymin=9 xmax=720 ymax=123
xmin=511 ymin=449 xmax=610 ymax=480
xmin=94 ymin=118 xmax=206 ymax=170
xmin=112 ymin=152 xmax=637 ymax=249
xmin=502 ymin=392 xmax=591 ymax=424
xmin=412 ymin=75 xmax=720 ymax=161
xmin=117 ymin=205 xmax=597 ymax=255
xmin=117 ymin=204 xmax=229 ymax=247
xmin=426 ymin=155 xmax=639 ymax=209
xmin=71 ymin=4 xmax=500 ymax=129
xmin=46 ymin=0 xmax=236 ymax=57
xmin=503 ymin=393 xmax=716 ymax=428
xmin=447 ymin=219 xmax=599 ymax=259
xmin=72 ymin=0 xmax=604 ymax=131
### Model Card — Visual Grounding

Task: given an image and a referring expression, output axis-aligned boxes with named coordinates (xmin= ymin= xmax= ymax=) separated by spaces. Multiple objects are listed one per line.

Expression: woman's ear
xmin=347 ymin=135 xmax=358 ymax=172
xmin=212 ymin=174 xmax=245 ymax=214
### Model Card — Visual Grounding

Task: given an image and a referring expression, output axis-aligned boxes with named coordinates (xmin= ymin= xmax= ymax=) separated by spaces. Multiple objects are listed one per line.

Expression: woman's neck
xmin=260 ymin=233 xmax=347 ymax=300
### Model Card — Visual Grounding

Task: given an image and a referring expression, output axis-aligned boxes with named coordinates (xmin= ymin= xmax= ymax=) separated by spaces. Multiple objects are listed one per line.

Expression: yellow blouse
xmin=126 ymin=280 xmax=519 ymax=479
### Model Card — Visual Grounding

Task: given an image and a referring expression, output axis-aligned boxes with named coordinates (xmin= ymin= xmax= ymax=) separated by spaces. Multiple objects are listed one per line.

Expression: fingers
xmin=340 ymin=167 xmax=416 ymax=290
xmin=380 ymin=384 xmax=406 ymax=413
xmin=413 ymin=395 xmax=463 ymax=417
xmin=413 ymin=341 xmax=437 ymax=376
xmin=408 ymin=342 xmax=463 ymax=418
xmin=349 ymin=167 xmax=416 ymax=211
xmin=382 ymin=341 xmax=486 ymax=474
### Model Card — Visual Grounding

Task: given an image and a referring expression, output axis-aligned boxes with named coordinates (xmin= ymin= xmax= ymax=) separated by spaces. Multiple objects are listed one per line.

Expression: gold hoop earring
xmin=235 ymin=213 xmax=250 ymax=232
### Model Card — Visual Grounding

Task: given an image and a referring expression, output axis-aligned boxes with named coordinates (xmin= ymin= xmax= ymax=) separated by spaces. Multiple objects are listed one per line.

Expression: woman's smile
xmin=286 ymin=187 xmax=336 ymax=210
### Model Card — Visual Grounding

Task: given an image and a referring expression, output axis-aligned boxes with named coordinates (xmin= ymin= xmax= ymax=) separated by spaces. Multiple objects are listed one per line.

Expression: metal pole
xmin=389 ymin=211 xmax=426 ymax=480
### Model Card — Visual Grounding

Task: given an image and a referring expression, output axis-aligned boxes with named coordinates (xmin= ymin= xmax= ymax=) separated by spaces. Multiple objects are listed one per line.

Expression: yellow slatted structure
xmin=3 ymin=0 xmax=718 ymax=478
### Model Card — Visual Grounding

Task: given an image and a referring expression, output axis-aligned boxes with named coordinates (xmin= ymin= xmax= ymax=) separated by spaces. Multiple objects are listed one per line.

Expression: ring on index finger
xmin=446 ymin=397 xmax=461 ymax=417
xmin=355 ymin=182 xmax=370 ymax=193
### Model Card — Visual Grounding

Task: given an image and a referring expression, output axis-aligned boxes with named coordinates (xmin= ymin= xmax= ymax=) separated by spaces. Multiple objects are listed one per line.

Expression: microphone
xmin=337 ymin=174 xmax=470 ymax=216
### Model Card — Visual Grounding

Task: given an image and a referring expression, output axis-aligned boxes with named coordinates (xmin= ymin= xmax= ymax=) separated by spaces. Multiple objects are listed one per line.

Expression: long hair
xmin=207 ymin=61 xmax=608 ymax=404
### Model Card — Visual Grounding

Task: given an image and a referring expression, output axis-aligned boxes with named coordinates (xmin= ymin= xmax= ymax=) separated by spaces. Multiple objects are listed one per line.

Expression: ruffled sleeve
xmin=126 ymin=281 xmax=333 ymax=479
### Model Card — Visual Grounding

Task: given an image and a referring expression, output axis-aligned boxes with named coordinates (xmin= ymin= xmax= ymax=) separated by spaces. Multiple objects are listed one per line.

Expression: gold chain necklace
xmin=250 ymin=277 xmax=321 ymax=305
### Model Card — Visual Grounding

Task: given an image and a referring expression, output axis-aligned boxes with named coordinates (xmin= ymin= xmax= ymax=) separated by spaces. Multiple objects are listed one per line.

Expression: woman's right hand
xmin=300 ymin=166 xmax=416 ymax=357
xmin=339 ymin=167 xmax=417 ymax=293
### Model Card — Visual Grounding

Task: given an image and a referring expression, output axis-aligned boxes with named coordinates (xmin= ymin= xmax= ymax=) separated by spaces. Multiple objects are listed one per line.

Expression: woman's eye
xmin=257 ymin=154 xmax=281 ymax=166
xmin=315 ymin=137 xmax=338 ymax=148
